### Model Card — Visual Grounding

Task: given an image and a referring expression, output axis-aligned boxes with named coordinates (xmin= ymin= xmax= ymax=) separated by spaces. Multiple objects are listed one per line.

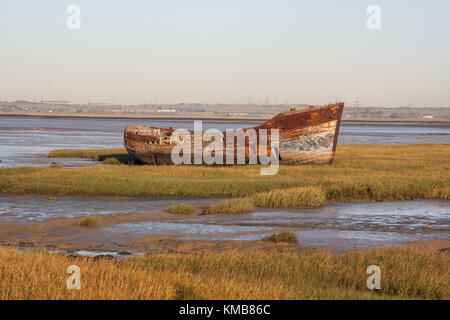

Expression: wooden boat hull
xmin=124 ymin=103 xmax=344 ymax=165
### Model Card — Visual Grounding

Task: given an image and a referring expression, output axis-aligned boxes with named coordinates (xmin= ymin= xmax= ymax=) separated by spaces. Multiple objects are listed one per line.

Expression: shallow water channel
xmin=0 ymin=195 xmax=448 ymax=253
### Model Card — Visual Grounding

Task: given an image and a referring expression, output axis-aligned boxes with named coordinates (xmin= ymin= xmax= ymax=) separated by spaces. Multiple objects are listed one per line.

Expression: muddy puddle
xmin=0 ymin=195 xmax=448 ymax=254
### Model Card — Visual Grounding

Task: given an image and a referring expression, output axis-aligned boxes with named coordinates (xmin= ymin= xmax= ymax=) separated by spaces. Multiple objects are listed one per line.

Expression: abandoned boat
xmin=124 ymin=102 xmax=344 ymax=165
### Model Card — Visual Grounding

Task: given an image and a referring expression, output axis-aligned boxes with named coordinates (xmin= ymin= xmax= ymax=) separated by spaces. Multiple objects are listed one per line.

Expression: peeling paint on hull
xmin=124 ymin=103 xmax=344 ymax=165
xmin=280 ymin=120 xmax=337 ymax=164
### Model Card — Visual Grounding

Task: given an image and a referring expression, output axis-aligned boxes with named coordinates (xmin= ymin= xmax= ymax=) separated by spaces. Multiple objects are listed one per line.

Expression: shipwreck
xmin=124 ymin=102 xmax=344 ymax=165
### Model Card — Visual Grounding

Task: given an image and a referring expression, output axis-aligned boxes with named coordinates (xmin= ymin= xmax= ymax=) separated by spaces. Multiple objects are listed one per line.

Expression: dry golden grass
xmin=251 ymin=186 xmax=326 ymax=208
xmin=0 ymin=246 xmax=448 ymax=300
xmin=1 ymin=145 xmax=448 ymax=204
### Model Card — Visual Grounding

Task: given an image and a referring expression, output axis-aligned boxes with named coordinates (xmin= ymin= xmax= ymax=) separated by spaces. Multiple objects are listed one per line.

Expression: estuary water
xmin=0 ymin=195 xmax=448 ymax=252
xmin=0 ymin=116 xmax=449 ymax=168
xmin=0 ymin=116 xmax=448 ymax=253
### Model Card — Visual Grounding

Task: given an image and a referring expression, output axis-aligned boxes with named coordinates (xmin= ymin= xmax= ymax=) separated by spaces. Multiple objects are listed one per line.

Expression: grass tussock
xmin=167 ymin=204 xmax=196 ymax=215
xmin=203 ymin=198 xmax=254 ymax=214
xmin=48 ymin=162 xmax=61 ymax=168
xmin=79 ymin=216 xmax=100 ymax=228
xmin=0 ymin=246 xmax=448 ymax=300
xmin=102 ymin=157 xmax=121 ymax=165
xmin=251 ymin=186 xmax=326 ymax=208
xmin=0 ymin=145 xmax=447 ymax=204
xmin=263 ymin=231 xmax=299 ymax=244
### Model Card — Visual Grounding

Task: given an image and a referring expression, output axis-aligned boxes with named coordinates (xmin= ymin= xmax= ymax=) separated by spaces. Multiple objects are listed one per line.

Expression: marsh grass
xmin=251 ymin=186 xmax=326 ymax=208
xmin=0 ymin=246 xmax=448 ymax=300
xmin=167 ymin=204 xmax=196 ymax=215
xmin=79 ymin=216 xmax=100 ymax=228
xmin=203 ymin=199 xmax=254 ymax=214
xmin=263 ymin=231 xmax=299 ymax=244
xmin=1 ymin=145 xmax=447 ymax=204
xmin=48 ymin=162 xmax=61 ymax=168
xmin=48 ymin=149 xmax=134 ymax=164
xmin=102 ymin=157 xmax=121 ymax=165
xmin=203 ymin=186 xmax=326 ymax=214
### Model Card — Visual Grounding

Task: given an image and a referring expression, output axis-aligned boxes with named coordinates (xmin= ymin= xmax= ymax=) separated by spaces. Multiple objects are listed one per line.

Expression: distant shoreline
xmin=0 ymin=111 xmax=449 ymax=123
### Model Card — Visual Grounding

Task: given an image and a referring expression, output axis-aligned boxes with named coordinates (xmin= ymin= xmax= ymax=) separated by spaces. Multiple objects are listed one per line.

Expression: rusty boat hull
xmin=124 ymin=102 xmax=344 ymax=165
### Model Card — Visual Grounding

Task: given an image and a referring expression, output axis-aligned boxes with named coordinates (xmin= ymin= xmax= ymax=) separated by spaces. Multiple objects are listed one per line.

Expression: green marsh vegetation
xmin=102 ymin=157 xmax=122 ymax=165
xmin=203 ymin=198 xmax=255 ymax=214
xmin=0 ymin=145 xmax=447 ymax=206
xmin=167 ymin=203 xmax=196 ymax=215
xmin=48 ymin=149 xmax=133 ymax=164
xmin=263 ymin=231 xmax=299 ymax=244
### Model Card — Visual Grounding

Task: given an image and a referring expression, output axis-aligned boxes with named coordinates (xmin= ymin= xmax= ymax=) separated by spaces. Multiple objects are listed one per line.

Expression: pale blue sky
xmin=1 ymin=0 xmax=449 ymax=106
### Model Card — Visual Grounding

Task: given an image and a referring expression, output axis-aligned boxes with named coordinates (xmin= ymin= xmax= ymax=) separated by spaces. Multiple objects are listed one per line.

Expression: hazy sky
xmin=1 ymin=0 xmax=449 ymax=106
